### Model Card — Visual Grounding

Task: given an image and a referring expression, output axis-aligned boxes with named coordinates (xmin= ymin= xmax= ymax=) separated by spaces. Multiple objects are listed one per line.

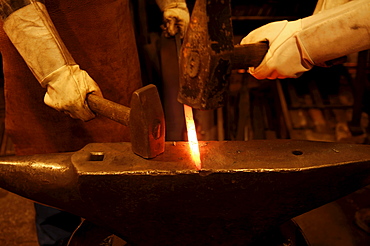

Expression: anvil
xmin=0 ymin=140 xmax=370 ymax=245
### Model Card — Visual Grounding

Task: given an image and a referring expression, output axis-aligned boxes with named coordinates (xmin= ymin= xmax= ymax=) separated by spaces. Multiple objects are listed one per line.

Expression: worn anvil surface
xmin=0 ymin=140 xmax=370 ymax=245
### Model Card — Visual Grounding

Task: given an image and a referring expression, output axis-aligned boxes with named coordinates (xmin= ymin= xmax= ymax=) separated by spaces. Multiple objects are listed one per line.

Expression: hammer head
xmin=129 ymin=84 xmax=165 ymax=158
xmin=178 ymin=0 xmax=234 ymax=110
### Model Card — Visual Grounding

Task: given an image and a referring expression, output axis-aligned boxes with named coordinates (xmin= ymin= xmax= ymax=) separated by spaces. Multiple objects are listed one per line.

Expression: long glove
xmin=156 ymin=0 xmax=189 ymax=38
xmin=241 ymin=0 xmax=370 ymax=80
xmin=2 ymin=1 xmax=102 ymax=121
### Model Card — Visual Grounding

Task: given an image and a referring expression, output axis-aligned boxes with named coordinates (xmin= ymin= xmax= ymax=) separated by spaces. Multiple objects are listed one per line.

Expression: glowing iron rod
xmin=184 ymin=105 xmax=202 ymax=170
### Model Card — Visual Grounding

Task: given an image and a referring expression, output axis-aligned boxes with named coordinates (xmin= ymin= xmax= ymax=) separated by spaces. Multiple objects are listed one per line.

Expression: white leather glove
xmin=241 ymin=20 xmax=311 ymax=80
xmin=241 ymin=0 xmax=370 ymax=80
xmin=156 ymin=0 xmax=189 ymax=38
xmin=3 ymin=2 xmax=102 ymax=121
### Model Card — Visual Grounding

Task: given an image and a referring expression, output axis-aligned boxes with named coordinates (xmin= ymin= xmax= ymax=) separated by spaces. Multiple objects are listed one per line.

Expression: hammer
xmin=86 ymin=84 xmax=165 ymax=158
xmin=178 ymin=0 xmax=268 ymax=110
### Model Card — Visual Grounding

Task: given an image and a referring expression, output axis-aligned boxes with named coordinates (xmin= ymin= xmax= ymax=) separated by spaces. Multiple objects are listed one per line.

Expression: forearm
xmin=1 ymin=0 xmax=101 ymax=121
xmin=2 ymin=1 xmax=75 ymax=86
xmin=0 ymin=0 xmax=44 ymax=20
xmin=155 ymin=0 xmax=186 ymax=11
xmin=299 ymin=0 xmax=370 ymax=65
xmin=241 ymin=0 xmax=370 ymax=80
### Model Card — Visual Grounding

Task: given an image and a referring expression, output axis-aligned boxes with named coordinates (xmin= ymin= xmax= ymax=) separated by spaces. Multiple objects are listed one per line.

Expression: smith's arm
xmin=0 ymin=0 xmax=45 ymax=20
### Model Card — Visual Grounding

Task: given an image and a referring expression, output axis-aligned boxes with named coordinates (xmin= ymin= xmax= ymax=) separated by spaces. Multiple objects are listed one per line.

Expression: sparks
xmin=184 ymin=105 xmax=202 ymax=170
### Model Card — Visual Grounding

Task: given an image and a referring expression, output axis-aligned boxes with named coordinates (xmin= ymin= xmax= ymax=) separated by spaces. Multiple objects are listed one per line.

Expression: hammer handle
xmin=87 ymin=94 xmax=130 ymax=126
xmin=232 ymin=42 xmax=269 ymax=69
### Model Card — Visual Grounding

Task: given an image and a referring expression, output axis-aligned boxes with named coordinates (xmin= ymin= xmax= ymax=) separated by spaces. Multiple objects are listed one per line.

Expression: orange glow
xmin=184 ymin=105 xmax=202 ymax=170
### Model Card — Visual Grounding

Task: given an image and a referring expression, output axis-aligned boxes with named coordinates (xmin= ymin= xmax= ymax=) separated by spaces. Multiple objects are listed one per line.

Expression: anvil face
xmin=1 ymin=140 xmax=370 ymax=245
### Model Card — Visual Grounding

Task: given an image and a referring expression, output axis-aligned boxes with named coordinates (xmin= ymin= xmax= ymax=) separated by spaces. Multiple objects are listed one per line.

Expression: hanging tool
xmin=87 ymin=84 xmax=165 ymax=158
xmin=178 ymin=0 xmax=268 ymax=110
xmin=0 ymin=139 xmax=370 ymax=245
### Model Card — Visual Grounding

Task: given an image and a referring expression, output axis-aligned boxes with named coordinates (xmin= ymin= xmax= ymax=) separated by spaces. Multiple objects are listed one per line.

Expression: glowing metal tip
xmin=184 ymin=105 xmax=202 ymax=170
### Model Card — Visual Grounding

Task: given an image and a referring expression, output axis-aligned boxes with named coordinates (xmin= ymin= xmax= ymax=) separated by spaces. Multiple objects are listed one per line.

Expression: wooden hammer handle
xmin=86 ymin=94 xmax=130 ymax=126
xmin=232 ymin=42 xmax=269 ymax=69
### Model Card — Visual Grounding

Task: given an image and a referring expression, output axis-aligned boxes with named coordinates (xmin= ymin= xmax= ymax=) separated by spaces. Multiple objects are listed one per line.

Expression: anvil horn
xmin=0 ymin=140 xmax=370 ymax=245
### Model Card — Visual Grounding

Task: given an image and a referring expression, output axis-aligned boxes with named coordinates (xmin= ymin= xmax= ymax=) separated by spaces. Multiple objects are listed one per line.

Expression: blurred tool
xmin=178 ymin=0 xmax=268 ymax=110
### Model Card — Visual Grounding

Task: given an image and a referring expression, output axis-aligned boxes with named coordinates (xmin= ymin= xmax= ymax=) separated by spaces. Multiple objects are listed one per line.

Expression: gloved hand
xmin=156 ymin=0 xmax=189 ymax=38
xmin=241 ymin=20 xmax=313 ymax=80
xmin=43 ymin=65 xmax=101 ymax=120
xmin=3 ymin=1 xmax=102 ymax=121
xmin=241 ymin=0 xmax=370 ymax=80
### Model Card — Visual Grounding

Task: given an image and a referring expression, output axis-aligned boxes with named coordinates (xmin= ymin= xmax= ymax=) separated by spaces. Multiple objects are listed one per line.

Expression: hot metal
xmin=0 ymin=140 xmax=370 ymax=245
xmin=184 ymin=104 xmax=201 ymax=169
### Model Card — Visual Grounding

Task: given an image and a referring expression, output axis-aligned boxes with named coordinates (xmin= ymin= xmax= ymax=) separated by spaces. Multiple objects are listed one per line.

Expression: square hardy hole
xmin=89 ymin=152 xmax=105 ymax=161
